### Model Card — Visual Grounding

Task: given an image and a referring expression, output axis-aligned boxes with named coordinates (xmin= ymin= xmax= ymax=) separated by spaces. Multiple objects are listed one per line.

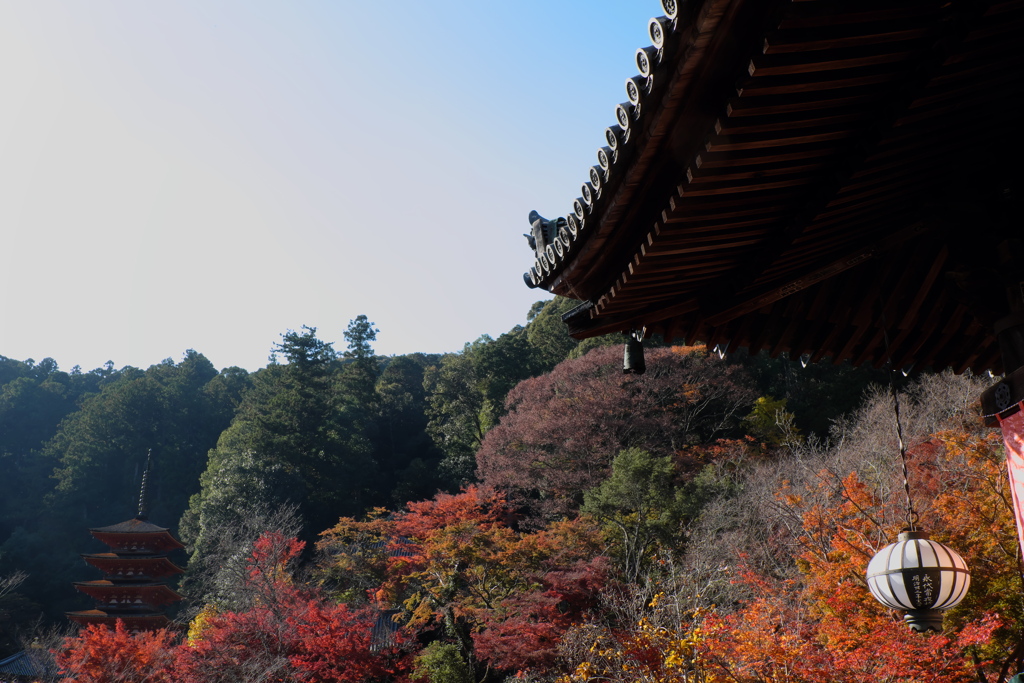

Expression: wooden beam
xmin=705 ymin=127 xmax=854 ymax=152
xmin=737 ymin=69 xmax=907 ymax=97
xmin=686 ymin=161 xmax=828 ymax=182
xmin=777 ymin=3 xmax=940 ymax=30
xmin=702 ymin=223 xmax=927 ymax=327
xmin=695 ymin=143 xmax=835 ymax=168
xmin=748 ymin=46 xmax=913 ymax=77
xmin=712 ymin=111 xmax=862 ymax=135
xmin=763 ymin=27 xmax=929 ymax=54
xmin=726 ymin=89 xmax=879 ymax=117
xmin=679 ymin=176 xmax=814 ymax=195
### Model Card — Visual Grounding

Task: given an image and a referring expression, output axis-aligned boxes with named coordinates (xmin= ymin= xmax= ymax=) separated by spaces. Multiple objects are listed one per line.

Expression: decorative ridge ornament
xmin=521 ymin=1 xmax=683 ymax=292
xmin=866 ymin=530 xmax=971 ymax=632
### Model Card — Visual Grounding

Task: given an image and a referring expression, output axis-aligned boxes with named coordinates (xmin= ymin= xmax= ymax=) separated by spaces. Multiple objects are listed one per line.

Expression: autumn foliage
xmin=57 ymin=621 xmax=177 ymax=683
xmin=52 ymin=362 xmax=1024 ymax=683
xmin=476 ymin=345 xmax=755 ymax=520
xmin=58 ymin=530 xmax=410 ymax=683
xmin=317 ymin=486 xmax=608 ymax=674
xmin=559 ymin=374 xmax=1021 ymax=683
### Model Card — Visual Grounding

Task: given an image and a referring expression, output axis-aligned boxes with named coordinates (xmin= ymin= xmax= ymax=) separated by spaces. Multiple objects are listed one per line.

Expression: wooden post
xmin=981 ymin=239 xmax=1024 ymax=424
xmin=997 ymin=239 xmax=1024 ymax=373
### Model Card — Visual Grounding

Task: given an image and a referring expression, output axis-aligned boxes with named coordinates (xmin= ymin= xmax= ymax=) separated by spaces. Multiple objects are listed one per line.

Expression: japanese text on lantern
xmin=911 ymin=573 xmax=934 ymax=606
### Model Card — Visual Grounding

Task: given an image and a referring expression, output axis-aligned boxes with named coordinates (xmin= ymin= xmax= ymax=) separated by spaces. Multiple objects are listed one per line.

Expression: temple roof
xmin=0 ymin=650 xmax=52 ymax=679
xmin=525 ymin=0 xmax=1024 ymax=374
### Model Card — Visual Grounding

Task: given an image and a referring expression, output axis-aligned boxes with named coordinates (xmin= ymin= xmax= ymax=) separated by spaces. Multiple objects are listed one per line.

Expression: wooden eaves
xmin=525 ymin=0 xmax=1024 ymax=377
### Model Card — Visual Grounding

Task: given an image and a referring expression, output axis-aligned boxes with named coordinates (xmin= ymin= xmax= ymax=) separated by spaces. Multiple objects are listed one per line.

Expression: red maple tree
xmin=56 ymin=621 xmax=177 ymax=683
xmin=476 ymin=345 xmax=754 ymax=520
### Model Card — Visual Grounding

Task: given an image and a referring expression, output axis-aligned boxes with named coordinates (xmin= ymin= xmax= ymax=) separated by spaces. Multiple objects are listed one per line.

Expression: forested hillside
xmin=0 ymin=301 xmax=609 ymax=637
xmin=3 ymin=298 xmax=1015 ymax=682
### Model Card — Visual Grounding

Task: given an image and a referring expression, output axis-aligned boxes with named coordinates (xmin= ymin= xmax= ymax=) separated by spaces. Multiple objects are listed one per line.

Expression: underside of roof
xmin=73 ymin=580 xmax=185 ymax=607
xmin=526 ymin=0 xmax=1024 ymax=374
xmin=82 ymin=553 xmax=185 ymax=579
xmin=66 ymin=610 xmax=172 ymax=628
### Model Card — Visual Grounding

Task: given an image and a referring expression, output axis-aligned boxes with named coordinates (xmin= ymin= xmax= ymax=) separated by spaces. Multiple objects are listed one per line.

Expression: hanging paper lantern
xmin=865 ymin=530 xmax=970 ymax=632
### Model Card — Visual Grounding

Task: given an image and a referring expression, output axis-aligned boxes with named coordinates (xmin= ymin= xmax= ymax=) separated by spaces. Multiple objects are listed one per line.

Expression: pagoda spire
xmin=137 ymin=450 xmax=152 ymax=521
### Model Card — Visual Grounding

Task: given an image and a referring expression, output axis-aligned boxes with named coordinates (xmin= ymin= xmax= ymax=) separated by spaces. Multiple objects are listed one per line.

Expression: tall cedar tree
xmin=181 ymin=326 xmax=374 ymax=584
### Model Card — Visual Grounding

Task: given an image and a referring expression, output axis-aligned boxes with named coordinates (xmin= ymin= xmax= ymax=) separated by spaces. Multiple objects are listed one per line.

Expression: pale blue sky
xmin=1 ymin=1 xmax=654 ymax=371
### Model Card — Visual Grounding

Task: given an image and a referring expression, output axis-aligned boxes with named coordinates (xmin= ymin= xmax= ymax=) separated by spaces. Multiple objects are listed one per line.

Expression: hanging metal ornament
xmin=864 ymin=316 xmax=971 ymax=631
xmin=623 ymin=327 xmax=646 ymax=375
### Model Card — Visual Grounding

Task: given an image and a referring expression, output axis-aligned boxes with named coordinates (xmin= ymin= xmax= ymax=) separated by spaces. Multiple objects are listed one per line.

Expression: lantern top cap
xmin=897 ymin=530 xmax=930 ymax=542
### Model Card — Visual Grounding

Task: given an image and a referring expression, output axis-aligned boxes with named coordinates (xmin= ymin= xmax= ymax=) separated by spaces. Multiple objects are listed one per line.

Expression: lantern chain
xmin=881 ymin=316 xmax=918 ymax=531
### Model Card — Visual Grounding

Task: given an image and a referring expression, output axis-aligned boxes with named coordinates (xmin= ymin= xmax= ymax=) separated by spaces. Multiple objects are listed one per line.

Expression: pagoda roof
xmin=89 ymin=517 xmax=185 ymax=552
xmin=524 ymin=0 xmax=1024 ymax=374
xmin=91 ymin=517 xmax=175 ymax=535
xmin=66 ymin=610 xmax=172 ymax=629
xmin=73 ymin=580 xmax=184 ymax=607
xmin=82 ymin=553 xmax=184 ymax=577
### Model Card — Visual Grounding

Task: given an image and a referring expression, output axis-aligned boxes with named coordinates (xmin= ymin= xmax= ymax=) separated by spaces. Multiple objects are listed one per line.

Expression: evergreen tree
xmin=581 ymin=448 xmax=690 ymax=583
xmin=337 ymin=316 xmax=380 ymax=470
xmin=375 ymin=356 xmax=444 ymax=504
xmin=181 ymin=325 xmax=378 ymax=584
xmin=525 ymin=296 xmax=582 ymax=369
xmin=423 ymin=351 xmax=486 ymax=486
xmin=47 ymin=352 xmax=229 ymax=526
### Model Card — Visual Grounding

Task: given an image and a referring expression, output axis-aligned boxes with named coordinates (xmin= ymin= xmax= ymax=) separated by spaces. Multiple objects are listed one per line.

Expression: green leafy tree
xmin=340 ymin=315 xmax=379 ymax=405
xmin=423 ymin=328 xmax=546 ymax=486
xmin=0 ymin=355 xmax=37 ymax=387
xmin=471 ymin=327 xmax=541 ymax=418
xmin=0 ymin=359 xmax=113 ymax=540
xmin=47 ymin=351 xmax=228 ymax=526
xmin=337 ymin=316 xmax=381 ymax=474
xmin=412 ymin=642 xmax=474 ymax=683
xmin=581 ymin=448 xmax=691 ymax=583
xmin=342 ymin=315 xmax=378 ymax=362
xmin=743 ymin=395 xmax=802 ymax=446
xmin=525 ymin=297 xmax=583 ymax=369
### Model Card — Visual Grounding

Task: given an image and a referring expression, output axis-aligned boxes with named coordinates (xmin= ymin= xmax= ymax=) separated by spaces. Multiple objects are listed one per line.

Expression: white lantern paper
xmin=866 ymin=530 xmax=970 ymax=632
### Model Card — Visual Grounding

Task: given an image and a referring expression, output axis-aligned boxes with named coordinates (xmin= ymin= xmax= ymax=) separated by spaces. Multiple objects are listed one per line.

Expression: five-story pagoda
xmin=66 ymin=454 xmax=185 ymax=631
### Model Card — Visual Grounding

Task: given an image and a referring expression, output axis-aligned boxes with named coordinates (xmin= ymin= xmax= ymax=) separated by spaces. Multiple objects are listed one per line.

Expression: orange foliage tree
xmin=561 ymin=417 xmax=1017 ymax=683
xmin=177 ymin=530 xmax=411 ymax=683
xmin=317 ymin=485 xmax=608 ymax=676
xmin=56 ymin=621 xmax=177 ymax=683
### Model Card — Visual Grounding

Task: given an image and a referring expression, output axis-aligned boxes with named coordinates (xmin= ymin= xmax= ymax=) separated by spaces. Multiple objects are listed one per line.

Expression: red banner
xmin=999 ymin=402 xmax=1024 ymax=559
